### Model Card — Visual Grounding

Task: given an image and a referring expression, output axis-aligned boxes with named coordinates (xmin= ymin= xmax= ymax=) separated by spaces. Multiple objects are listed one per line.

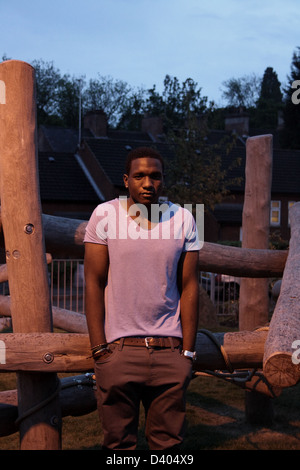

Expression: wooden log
xmin=239 ymin=135 xmax=273 ymax=331
xmin=194 ymin=329 xmax=268 ymax=371
xmin=0 ymin=330 xmax=268 ymax=373
xmin=42 ymin=214 xmax=87 ymax=258
xmin=0 ymin=60 xmax=61 ymax=449
xmin=238 ymin=135 xmax=273 ymax=426
xmin=0 ymin=295 xmax=88 ymax=333
xmin=52 ymin=306 xmax=88 ymax=333
xmin=0 ymin=374 xmax=97 ymax=437
xmin=199 ymin=242 xmax=286 ymax=278
xmin=0 ymin=333 xmax=93 ymax=372
xmin=263 ymin=202 xmax=300 ymax=387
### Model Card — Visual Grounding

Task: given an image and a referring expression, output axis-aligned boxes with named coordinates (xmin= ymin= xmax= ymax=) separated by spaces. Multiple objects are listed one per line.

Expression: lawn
xmin=1 ymin=370 xmax=300 ymax=450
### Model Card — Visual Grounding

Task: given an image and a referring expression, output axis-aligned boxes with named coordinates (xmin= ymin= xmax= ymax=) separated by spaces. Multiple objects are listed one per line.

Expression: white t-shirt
xmin=84 ymin=198 xmax=200 ymax=343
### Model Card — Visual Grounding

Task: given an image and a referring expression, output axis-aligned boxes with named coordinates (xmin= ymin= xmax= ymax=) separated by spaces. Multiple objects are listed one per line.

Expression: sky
xmin=1 ymin=0 xmax=299 ymax=105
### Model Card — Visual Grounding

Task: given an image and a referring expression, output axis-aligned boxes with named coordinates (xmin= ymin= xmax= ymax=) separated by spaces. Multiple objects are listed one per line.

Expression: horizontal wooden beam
xmin=199 ymin=242 xmax=287 ymax=278
xmin=0 ymin=295 xmax=88 ymax=334
xmin=0 ymin=333 xmax=93 ymax=372
xmin=0 ymin=329 xmax=269 ymax=374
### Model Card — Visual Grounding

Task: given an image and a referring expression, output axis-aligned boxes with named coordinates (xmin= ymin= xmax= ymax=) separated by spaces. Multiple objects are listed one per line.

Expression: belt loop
xmin=118 ymin=338 xmax=124 ymax=351
xmin=168 ymin=337 xmax=175 ymax=351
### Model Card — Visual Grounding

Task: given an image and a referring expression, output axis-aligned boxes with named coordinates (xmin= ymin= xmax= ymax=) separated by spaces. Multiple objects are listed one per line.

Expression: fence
xmin=49 ymin=260 xmax=240 ymax=318
xmin=49 ymin=259 xmax=85 ymax=313
xmin=199 ymin=271 xmax=240 ymax=318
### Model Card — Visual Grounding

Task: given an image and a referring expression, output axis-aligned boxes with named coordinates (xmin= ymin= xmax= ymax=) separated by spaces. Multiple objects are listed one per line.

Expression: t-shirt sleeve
xmin=183 ymin=209 xmax=201 ymax=252
xmin=84 ymin=205 xmax=108 ymax=245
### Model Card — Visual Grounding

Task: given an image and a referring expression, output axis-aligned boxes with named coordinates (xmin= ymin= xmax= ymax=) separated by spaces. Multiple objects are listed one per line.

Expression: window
xmin=270 ymin=201 xmax=281 ymax=226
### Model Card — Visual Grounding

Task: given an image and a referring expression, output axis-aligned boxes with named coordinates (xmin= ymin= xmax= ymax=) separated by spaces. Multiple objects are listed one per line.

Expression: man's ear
xmin=123 ymin=174 xmax=128 ymax=188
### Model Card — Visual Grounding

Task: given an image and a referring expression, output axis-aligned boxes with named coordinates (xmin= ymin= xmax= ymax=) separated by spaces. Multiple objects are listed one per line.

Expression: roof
xmin=84 ymin=138 xmax=173 ymax=187
xmin=38 ymin=152 xmax=99 ymax=202
xmin=221 ymin=140 xmax=300 ymax=195
xmin=39 ymin=125 xmax=94 ymax=153
xmin=107 ymin=129 xmax=153 ymax=141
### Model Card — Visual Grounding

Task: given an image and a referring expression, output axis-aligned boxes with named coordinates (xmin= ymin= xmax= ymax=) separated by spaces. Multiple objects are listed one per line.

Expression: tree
xmin=32 ymin=59 xmax=62 ymax=125
xmin=144 ymin=75 xmax=208 ymax=130
xmin=116 ymin=88 xmax=146 ymax=130
xmin=164 ymin=113 xmax=241 ymax=211
xmin=56 ymin=74 xmax=85 ymax=128
xmin=83 ymin=75 xmax=132 ymax=127
xmin=280 ymin=47 xmax=300 ymax=149
xmin=255 ymin=67 xmax=283 ymax=128
xmin=221 ymin=74 xmax=261 ymax=108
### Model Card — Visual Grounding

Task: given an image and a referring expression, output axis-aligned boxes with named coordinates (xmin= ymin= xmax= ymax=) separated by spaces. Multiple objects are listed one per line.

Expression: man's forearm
xmin=180 ymin=281 xmax=199 ymax=351
xmin=85 ymin=281 xmax=106 ymax=348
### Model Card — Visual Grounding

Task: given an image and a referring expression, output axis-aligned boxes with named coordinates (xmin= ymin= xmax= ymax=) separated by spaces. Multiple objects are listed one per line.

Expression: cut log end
xmin=264 ymin=352 xmax=300 ymax=388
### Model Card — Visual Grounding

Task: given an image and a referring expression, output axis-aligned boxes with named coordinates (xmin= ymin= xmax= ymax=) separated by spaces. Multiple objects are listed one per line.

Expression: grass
xmin=1 ymin=370 xmax=300 ymax=451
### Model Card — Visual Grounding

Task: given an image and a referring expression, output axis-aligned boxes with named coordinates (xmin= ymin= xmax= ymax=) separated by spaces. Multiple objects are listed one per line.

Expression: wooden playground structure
xmin=0 ymin=60 xmax=299 ymax=449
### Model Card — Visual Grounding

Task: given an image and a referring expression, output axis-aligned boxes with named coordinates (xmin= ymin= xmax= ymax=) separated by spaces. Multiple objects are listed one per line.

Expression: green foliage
xmin=221 ymin=74 xmax=261 ymax=108
xmin=32 ymin=59 xmax=62 ymax=125
xmin=255 ymin=67 xmax=283 ymax=129
xmin=83 ymin=75 xmax=133 ymax=127
xmin=164 ymin=113 xmax=242 ymax=211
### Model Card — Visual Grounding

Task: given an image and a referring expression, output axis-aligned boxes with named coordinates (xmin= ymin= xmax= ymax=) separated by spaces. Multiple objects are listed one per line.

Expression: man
xmin=84 ymin=146 xmax=200 ymax=450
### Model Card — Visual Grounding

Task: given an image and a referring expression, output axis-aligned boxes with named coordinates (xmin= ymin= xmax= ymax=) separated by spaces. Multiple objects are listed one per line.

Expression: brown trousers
xmin=94 ymin=339 xmax=193 ymax=450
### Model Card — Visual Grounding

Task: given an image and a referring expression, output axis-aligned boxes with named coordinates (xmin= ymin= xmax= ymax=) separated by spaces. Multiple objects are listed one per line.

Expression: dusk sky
xmin=1 ymin=0 xmax=299 ymax=105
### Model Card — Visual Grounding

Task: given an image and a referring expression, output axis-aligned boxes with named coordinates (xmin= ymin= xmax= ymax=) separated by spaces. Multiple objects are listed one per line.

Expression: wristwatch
xmin=182 ymin=350 xmax=197 ymax=361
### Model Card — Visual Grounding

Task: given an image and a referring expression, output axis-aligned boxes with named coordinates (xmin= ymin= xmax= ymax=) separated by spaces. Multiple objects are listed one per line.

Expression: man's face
xmin=123 ymin=157 xmax=164 ymax=207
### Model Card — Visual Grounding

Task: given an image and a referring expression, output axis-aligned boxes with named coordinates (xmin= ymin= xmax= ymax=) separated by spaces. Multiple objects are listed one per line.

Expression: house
xmin=211 ymin=112 xmax=300 ymax=245
xmin=38 ymin=110 xmax=300 ymax=246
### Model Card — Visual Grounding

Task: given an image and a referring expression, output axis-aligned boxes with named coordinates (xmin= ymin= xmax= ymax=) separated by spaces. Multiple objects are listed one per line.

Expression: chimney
xmin=225 ymin=108 xmax=249 ymax=136
xmin=84 ymin=110 xmax=107 ymax=137
xmin=141 ymin=116 xmax=164 ymax=141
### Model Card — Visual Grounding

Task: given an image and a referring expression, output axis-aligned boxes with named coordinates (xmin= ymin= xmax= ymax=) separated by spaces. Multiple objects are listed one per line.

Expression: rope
xmin=199 ymin=328 xmax=234 ymax=373
xmin=195 ymin=328 xmax=277 ymax=398
xmin=15 ymin=373 xmax=96 ymax=426
xmin=15 ymin=378 xmax=61 ymax=426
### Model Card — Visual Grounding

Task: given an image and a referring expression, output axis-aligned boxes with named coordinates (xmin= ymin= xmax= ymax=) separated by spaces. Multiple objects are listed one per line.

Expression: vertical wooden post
xmin=239 ymin=135 xmax=273 ymax=330
xmin=0 ymin=60 xmax=61 ymax=449
xmin=239 ymin=134 xmax=273 ymax=425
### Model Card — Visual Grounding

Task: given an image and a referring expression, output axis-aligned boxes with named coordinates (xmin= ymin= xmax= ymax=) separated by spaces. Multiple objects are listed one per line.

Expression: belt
xmin=112 ymin=336 xmax=182 ymax=349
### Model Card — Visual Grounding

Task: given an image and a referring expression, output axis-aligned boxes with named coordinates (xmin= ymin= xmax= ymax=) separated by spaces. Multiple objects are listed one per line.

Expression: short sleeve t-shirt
xmin=84 ymin=198 xmax=200 ymax=343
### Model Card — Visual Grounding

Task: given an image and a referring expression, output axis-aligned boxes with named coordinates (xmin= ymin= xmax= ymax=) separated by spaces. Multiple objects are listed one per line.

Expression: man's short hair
xmin=125 ymin=146 xmax=165 ymax=175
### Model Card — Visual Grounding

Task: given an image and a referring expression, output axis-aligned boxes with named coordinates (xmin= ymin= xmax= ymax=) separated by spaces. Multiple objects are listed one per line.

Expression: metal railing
xmin=49 ymin=259 xmax=85 ymax=313
xmin=199 ymin=271 xmax=240 ymax=318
